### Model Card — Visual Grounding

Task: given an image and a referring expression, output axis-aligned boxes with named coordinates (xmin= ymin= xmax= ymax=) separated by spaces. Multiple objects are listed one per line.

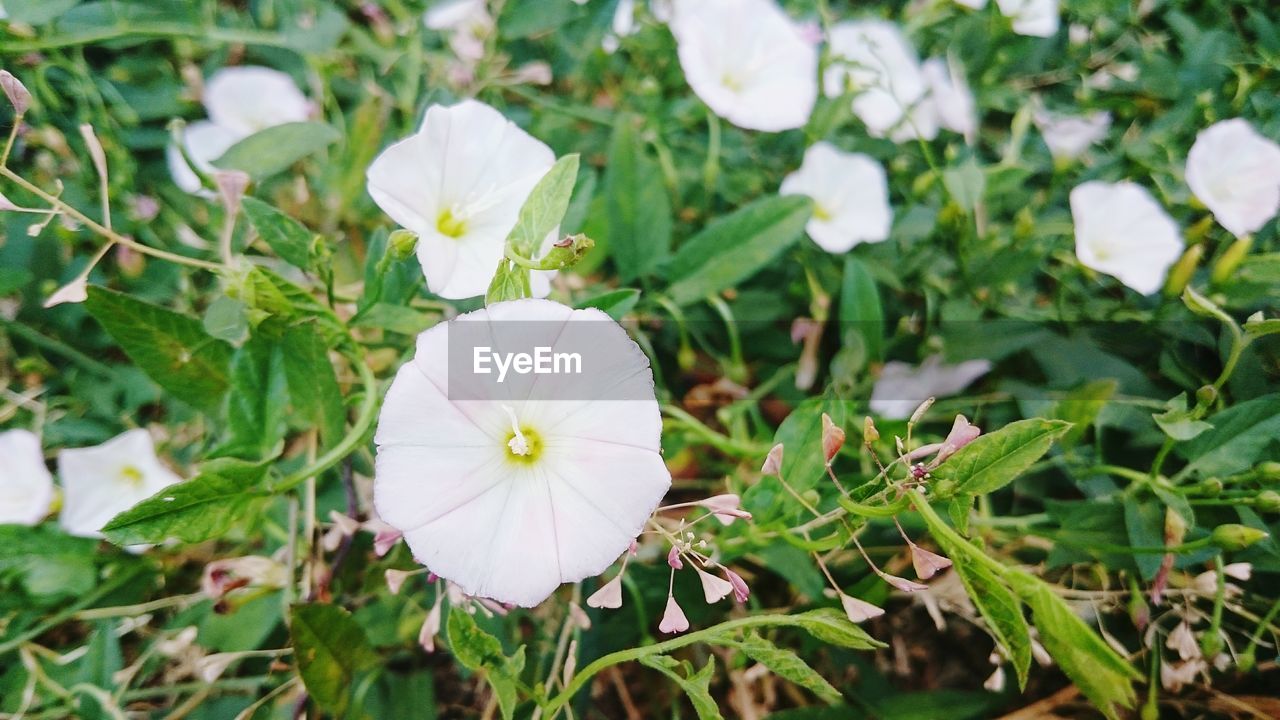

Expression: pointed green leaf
xmin=242 ymin=197 xmax=315 ymax=269
xmin=639 ymin=655 xmax=723 ymax=720
xmin=605 ymin=118 xmax=672 ymax=281
xmin=788 ymin=608 xmax=885 ymax=650
xmin=291 ymin=603 xmax=378 ymax=716
xmin=509 ymin=154 xmax=579 ymax=257
xmin=213 ymin=121 xmax=341 ymax=179
xmin=101 ymin=457 xmax=272 ymax=545
xmin=840 ymin=256 xmax=884 ymax=362
xmin=731 ymin=634 xmax=842 ymax=704
xmin=932 ymin=418 xmax=1071 ymax=495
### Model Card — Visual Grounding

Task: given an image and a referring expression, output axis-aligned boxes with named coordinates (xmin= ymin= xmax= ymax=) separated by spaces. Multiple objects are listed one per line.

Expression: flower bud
xmin=862 ymin=416 xmax=879 ymax=443
xmin=1259 ymin=461 xmax=1280 ymax=482
xmin=1210 ymin=236 xmax=1252 ymax=286
xmin=1255 ymin=490 xmax=1280 ymax=514
xmin=536 ymin=233 xmax=595 ymax=270
xmin=1198 ymin=477 xmax=1223 ymax=496
xmin=0 ymin=70 xmax=32 ymax=115
xmin=760 ymin=443 xmax=784 ymax=475
xmin=1195 ymin=384 xmax=1217 ymax=408
xmin=1237 ymin=649 xmax=1256 ymax=672
xmin=1164 ymin=506 xmax=1188 ymax=546
xmin=1162 ymin=243 xmax=1203 ymax=297
xmin=389 ymin=228 xmax=419 ymax=260
xmin=1210 ymin=524 xmax=1269 ymax=551
xmin=909 ymin=396 xmax=935 ymax=425
xmin=821 ymin=413 xmax=845 ymax=464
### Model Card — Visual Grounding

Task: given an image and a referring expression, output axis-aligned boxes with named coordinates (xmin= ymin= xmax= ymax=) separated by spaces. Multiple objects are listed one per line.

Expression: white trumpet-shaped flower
xmin=780 ymin=142 xmax=892 ymax=253
xmin=870 ymin=355 xmax=993 ymax=420
xmin=996 ymin=0 xmax=1060 ymax=38
xmin=1185 ymin=119 xmax=1280 ymax=237
xmin=1033 ymin=108 xmax=1111 ymax=161
xmin=0 ymin=430 xmax=54 ymax=526
xmin=669 ymin=0 xmax=818 ymax=132
xmin=167 ymin=66 xmax=310 ymax=194
xmin=825 ymin=20 xmax=937 ymax=142
xmin=1070 ymin=180 xmax=1183 ymax=295
xmin=366 ymin=100 xmax=559 ymax=300
xmin=374 ymin=299 xmax=672 ymax=607
xmin=922 ymin=57 xmax=977 ymax=140
xmin=58 ymin=429 xmax=182 ymax=539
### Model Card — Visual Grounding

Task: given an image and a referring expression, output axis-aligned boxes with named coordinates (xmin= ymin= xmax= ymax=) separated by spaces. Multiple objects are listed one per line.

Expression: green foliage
xmin=102 ymin=457 xmax=272 ymax=545
xmin=241 ymin=197 xmax=317 ymax=270
xmin=931 ymin=419 xmax=1072 ymax=496
xmin=446 ymin=608 xmax=525 ymax=720
xmin=214 ymin=122 xmax=342 ymax=179
xmin=291 ymin=603 xmax=378 ymax=716
xmin=730 ymin=633 xmax=842 ymax=703
xmin=639 ymin=655 xmax=722 ymax=720
xmin=605 ymin=117 xmax=672 ymax=282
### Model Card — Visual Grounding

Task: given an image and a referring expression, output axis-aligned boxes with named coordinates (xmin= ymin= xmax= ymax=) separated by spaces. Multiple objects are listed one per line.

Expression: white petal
xmin=670 ymin=0 xmax=817 ymax=132
xmin=424 ymin=0 xmax=488 ymax=30
xmin=1186 ymin=119 xmax=1280 ymax=237
xmin=780 ymin=142 xmax=892 ymax=253
xmin=922 ymin=58 xmax=977 ymax=137
xmin=1033 ymin=109 xmax=1111 ymax=160
xmin=870 ymin=356 xmax=992 ymax=420
xmin=826 ymin=20 xmax=930 ymax=142
xmin=57 ymin=429 xmax=181 ymax=538
xmin=0 ymin=430 xmax=54 ymax=525
xmin=203 ymin=66 xmax=309 ymax=137
xmin=996 ymin=0 xmax=1060 ymax=37
xmin=1071 ymin=181 xmax=1183 ymax=295
xmin=167 ymin=121 xmax=239 ymax=195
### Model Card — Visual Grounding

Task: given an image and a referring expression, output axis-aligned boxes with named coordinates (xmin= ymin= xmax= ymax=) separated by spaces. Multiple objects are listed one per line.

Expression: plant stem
xmin=272 ymin=354 xmax=379 ymax=494
xmin=0 ymin=565 xmax=145 ymax=656
xmin=0 ymin=24 xmax=300 ymax=53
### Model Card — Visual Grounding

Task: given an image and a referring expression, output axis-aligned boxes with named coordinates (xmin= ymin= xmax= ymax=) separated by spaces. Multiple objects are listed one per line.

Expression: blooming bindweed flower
xmin=374 ymin=299 xmax=671 ymax=607
xmin=870 ymin=356 xmax=992 ymax=420
xmin=1185 ymin=119 xmax=1280 ymax=237
xmin=0 ymin=429 xmax=54 ymax=526
xmin=58 ymin=429 xmax=182 ymax=539
xmin=1034 ymin=108 xmax=1111 ymax=162
xmin=825 ymin=20 xmax=937 ymax=142
xmin=366 ymin=100 xmax=559 ymax=300
xmin=922 ymin=57 xmax=977 ymax=141
xmin=668 ymin=0 xmax=818 ymax=132
xmin=168 ymin=67 xmax=310 ymax=194
xmin=423 ymin=0 xmax=493 ymax=63
xmin=780 ymin=142 xmax=892 ymax=253
xmin=995 ymin=0 xmax=1060 ymax=38
xmin=1070 ymin=181 xmax=1183 ymax=295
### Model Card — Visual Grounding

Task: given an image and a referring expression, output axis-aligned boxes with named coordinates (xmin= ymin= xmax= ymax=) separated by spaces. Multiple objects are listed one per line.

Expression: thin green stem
xmin=0 ymin=318 xmax=116 ymax=377
xmin=271 ymin=355 xmax=379 ymax=494
xmin=0 ymin=565 xmax=145 ymax=656
xmin=0 ymin=24 xmax=301 ymax=53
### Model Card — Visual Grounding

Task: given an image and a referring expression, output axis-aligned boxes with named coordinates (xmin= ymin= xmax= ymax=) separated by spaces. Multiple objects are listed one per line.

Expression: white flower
xmin=366 ymin=100 xmax=558 ymax=300
xmin=603 ymin=0 xmax=637 ymax=54
xmin=825 ymin=20 xmax=937 ymax=142
xmin=922 ymin=57 xmax=977 ymax=140
xmin=58 ymin=429 xmax=182 ymax=539
xmin=168 ymin=67 xmax=309 ymax=194
xmin=1033 ymin=108 xmax=1111 ymax=161
xmin=870 ymin=355 xmax=993 ymax=420
xmin=424 ymin=0 xmax=493 ymax=63
xmin=780 ymin=142 xmax=892 ymax=253
xmin=669 ymin=0 xmax=818 ymax=132
xmin=952 ymin=0 xmax=987 ymax=8
xmin=373 ymin=299 xmax=672 ymax=607
xmin=1185 ymin=119 xmax=1280 ymax=237
xmin=1070 ymin=180 xmax=1183 ymax=295
xmin=0 ymin=429 xmax=54 ymax=525
xmin=996 ymin=0 xmax=1060 ymax=38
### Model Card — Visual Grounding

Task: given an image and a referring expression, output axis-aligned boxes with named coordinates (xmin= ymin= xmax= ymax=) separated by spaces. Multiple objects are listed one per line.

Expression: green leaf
xmin=932 ymin=418 xmax=1071 ymax=495
xmin=605 ymin=118 xmax=672 ymax=282
xmin=242 ymin=197 xmax=316 ymax=269
xmin=1176 ymin=393 xmax=1280 ymax=477
xmin=942 ymin=158 xmax=985 ymax=213
xmin=665 ymin=195 xmax=813 ymax=306
xmin=486 ymin=260 xmax=528 ymax=305
xmin=281 ymin=325 xmax=345 ymax=447
xmin=3 ymin=0 xmax=80 ymax=25
xmin=202 ymin=295 xmax=250 ymax=345
xmin=291 ymin=603 xmax=378 ymax=716
xmin=0 ymin=525 xmax=97 ymax=601
xmin=1007 ymin=572 xmax=1139 ymax=720
xmin=446 ymin=609 xmax=524 ymax=720
xmin=101 ymin=457 xmax=272 ymax=545
xmin=772 ymin=397 xmax=857 ymax=492
xmin=1123 ymin=497 xmax=1166 ymax=580
xmin=575 ymin=288 xmax=640 ymax=320
xmin=1050 ymin=379 xmax=1116 ymax=448
xmin=213 ymin=122 xmax=341 ymax=179
xmin=840 ymin=256 xmax=884 ymax=363
xmin=788 ymin=608 xmax=885 ymax=650
xmin=1153 ymin=393 xmax=1214 ymax=441
xmin=951 ymin=560 xmax=1032 ymax=689
xmin=731 ymin=634 xmax=841 ymax=704
xmin=217 ymin=338 xmax=289 ymax=459
xmin=509 ymin=154 xmax=579 ymax=258
xmin=639 ymin=655 xmax=723 ymax=720
xmin=85 ymin=286 xmax=233 ymax=412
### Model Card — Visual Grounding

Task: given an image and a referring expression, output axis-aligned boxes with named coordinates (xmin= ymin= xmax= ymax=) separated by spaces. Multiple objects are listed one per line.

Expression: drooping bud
xmin=821 ymin=413 xmax=845 ymax=464
xmin=862 ymin=416 xmax=879 ymax=443
xmin=1162 ymin=243 xmax=1203 ymax=297
xmin=877 ymin=568 xmax=928 ymax=593
xmin=195 ymin=653 xmax=239 ymax=683
xmin=839 ymin=593 xmax=884 ymax=623
xmin=385 ymin=568 xmax=413 ymax=595
xmin=761 ymin=443 xmax=784 ymax=475
xmin=0 ymin=70 xmax=32 ymax=115
xmin=667 ymin=546 xmax=683 ymax=570
xmin=78 ymin=124 xmax=109 ymax=189
xmin=43 ymin=276 xmax=88 ymax=308
xmin=697 ymin=494 xmax=752 ymax=525
xmin=695 ymin=567 xmax=734 ymax=603
xmin=909 ymin=544 xmax=953 ymax=580
xmin=511 ymin=61 xmax=553 ymax=85
xmin=909 ymin=396 xmax=935 ymax=425
xmin=1210 ymin=236 xmax=1252 ymax=286
xmin=658 ymin=594 xmax=689 ymax=634
xmin=372 ymin=526 xmax=403 ymax=557
xmin=566 ymin=602 xmax=592 ymax=630
xmin=201 ymin=556 xmax=287 ymax=600
xmin=329 ymin=510 xmax=360 ymax=537
xmin=1166 ymin=620 xmax=1200 ymax=661
xmin=724 ymin=568 xmax=750 ymax=603
xmin=214 ymin=170 xmax=251 ymax=214
xmin=586 ymin=575 xmax=623 ymax=609
xmin=1210 ymin=524 xmax=1268 ymax=551
xmin=388 ymin=228 xmax=419 ymax=260
xmin=419 ymin=597 xmax=443 ymax=652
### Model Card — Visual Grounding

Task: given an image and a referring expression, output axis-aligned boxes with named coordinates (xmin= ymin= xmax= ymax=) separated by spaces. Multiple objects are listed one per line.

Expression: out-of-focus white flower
xmin=58 ymin=429 xmax=182 ymax=539
xmin=871 ymin=356 xmax=993 ymax=420
xmin=424 ymin=0 xmax=493 ymax=63
xmin=602 ymin=0 xmax=637 ymax=54
xmin=1070 ymin=180 xmax=1183 ymax=295
xmin=922 ymin=57 xmax=977 ymax=140
xmin=952 ymin=0 xmax=987 ymax=8
xmin=825 ymin=20 xmax=937 ymax=142
xmin=669 ymin=0 xmax=818 ymax=132
xmin=0 ymin=429 xmax=54 ymax=526
xmin=780 ymin=142 xmax=892 ymax=253
xmin=373 ymin=299 xmax=671 ymax=607
xmin=996 ymin=0 xmax=1060 ymax=38
xmin=1033 ymin=108 xmax=1111 ymax=161
xmin=1160 ymin=658 xmax=1206 ymax=692
xmin=366 ymin=100 xmax=558 ymax=300
xmin=168 ymin=67 xmax=309 ymax=194
xmin=1166 ymin=620 xmax=1200 ymax=661
xmin=1185 ymin=119 xmax=1280 ymax=237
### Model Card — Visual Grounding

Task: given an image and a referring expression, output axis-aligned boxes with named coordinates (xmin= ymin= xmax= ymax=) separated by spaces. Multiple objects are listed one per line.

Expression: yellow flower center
xmin=504 ymin=425 xmax=543 ymax=465
xmin=436 ymin=207 xmax=468 ymax=238
xmin=813 ymin=204 xmax=833 ymax=222
xmin=119 ymin=465 xmax=145 ymax=487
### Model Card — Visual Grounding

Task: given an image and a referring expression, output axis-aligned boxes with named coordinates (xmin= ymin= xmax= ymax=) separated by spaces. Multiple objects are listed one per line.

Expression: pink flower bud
xmin=840 ymin=593 xmax=884 ymax=623
xmin=373 ymin=527 xmax=403 ymax=557
xmin=667 ymin=546 xmax=684 ymax=570
xmin=697 ymin=494 xmax=752 ymax=525
xmin=43 ymin=276 xmax=88 ymax=308
xmin=761 ymin=443 xmax=784 ymax=475
xmin=329 ymin=510 xmax=360 ymax=537
xmin=385 ymin=568 xmax=413 ymax=595
xmin=586 ymin=575 xmax=623 ymax=609
xmin=724 ymin=568 xmax=750 ymax=603
xmin=877 ymin=568 xmax=928 ymax=593
xmin=909 ymin=544 xmax=953 ymax=580
xmin=0 ymin=70 xmax=32 ymax=115
xmin=214 ymin=170 xmax=250 ymax=214
xmin=659 ymin=594 xmax=690 ymax=634
xmin=821 ymin=413 xmax=845 ymax=464
xmin=419 ymin=598 xmax=443 ymax=653
xmin=695 ymin=567 xmax=734 ymax=603
xmin=567 ymin=602 xmax=592 ymax=630
xmin=943 ymin=414 xmax=981 ymax=451
xmin=628 ymin=539 xmax=639 ymax=555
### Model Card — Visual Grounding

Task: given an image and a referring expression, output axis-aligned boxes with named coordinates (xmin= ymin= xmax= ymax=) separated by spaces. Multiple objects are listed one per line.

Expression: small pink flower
xmin=944 ymin=415 xmax=981 ymax=450
xmin=419 ymin=598 xmax=443 ymax=653
xmin=821 ymin=413 xmax=845 ymax=463
xmin=374 ymin=527 xmax=403 ymax=557
xmin=761 ymin=443 xmax=785 ymax=475
xmin=201 ymin=556 xmax=285 ymax=600
xmin=697 ymin=494 xmax=752 ymax=525
xmin=659 ymin=595 xmax=690 ymax=634
xmin=0 ymin=70 xmax=32 ymax=115
xmin=695 ymin=567 xmax=734 ymax=603
xmin=909 ymin=544 xmax=953 ymax=580
xmin=1166 ymin=620 xmax=1200 ymax=661
xmin=586 ymin=575 xmax=624 ymax=609
xmin=840 ymin=593 xmax=884 ymax=623
xmin=386 ymin=569 xmax=413 ymax=595
xmin=667 ymin=546 xmax=684 ymax=570
xmin=984 ymin=664 xmax=1006 ymax=692
xmin=567 ymin=602 xmax=592 ymax=630
xmin=724 ymin=568 xmax=750 ymax=603
xmin=877 ymin=568 xmax=928 ymax=593
xmin=329 ymin=511 xmax=361 ymax=537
